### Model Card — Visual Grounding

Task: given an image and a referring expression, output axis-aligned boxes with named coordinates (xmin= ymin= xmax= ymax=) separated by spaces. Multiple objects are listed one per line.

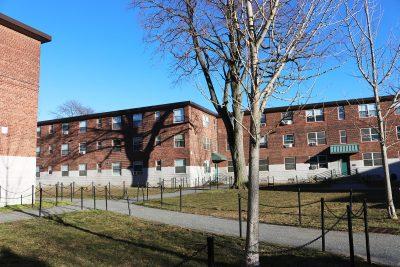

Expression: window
xmin=395 ymin=105 xmax=400 ymax=115
xmin=203 ymin=160 xmax=211 ymax=173
xmin=79 ymin=121 xmax=87 ymax=133
xmin=96 ymin=163 xmax=102 ymax=173
xmin=112 ymin=116 xmax=122 ymax=130
xmin=173 ymin=108 xmax=185 ymax=123
xmin=49 ymin=145 xmax=53 ymax=154
xmin=62 ymin=123 xmax=69 ymax=135
xmin=61 ymin=165 xmax=69 ymax=177
xmin=226 ymin=140 xmax=230 ymax=151
xmin=133 ymin=161 xmax=143 ymax=175
xmin=309 ymin=155 xmax=328 ymax=169
xmin=281 ymin=111 xmax=294 ymax=124
xmin=285 ymin=157 xmax=296 ymax=170
xmin=306 ymin=108 xmax=324 ymax=122
xmin=260 ymin=159 xmax=269 ymax=171
xmin=48 ymin=125 xmax=54 ymax=135
xmin=79 ymin=164 xmax=87 ymax=176
xmin=155 ymin=111 xmax=161 ymax=121
xmin=358 ymin=104 xmax=377 ymax=118
xmin=155 ymin=160 xmax=162 ymax=171
xmin=37 ymin=126 xmax=41 ymax=137
xmin=61 ymin=144 xmax=69 ymax=156
xmin=260 ymin=135 xmax=268 ymax=148
xmin=79 ymin=142 xmax=87 ymax=154
xmin=228 ymin=161 xmax=234 ymax=172
xmin=363 ymin=152 xmax=382 ymax=166
xmin=36 ymin=147 xmax=41 ymax=157
xmin=112 ymin=162 xmax=121 ymax=176
xmin=175 ymin=159 xmax=186 ymax=173
xmin=307 ymin=132 xmax=326 ymax=146
xmin=96 ymin=118 xmax=102 ymax=129
xmin=174 ymin=134 xmax=185 ymax=148
xmin=97 ymin=141 xmax=103 ymax=150
xmin=283 ymin=134 xmax=295 ymax=147
xmin=339 ymin=130 xmax=347 ymax=144
xmin=203 ymin=114 xmax=210 ymax=127
xmin=397 ymin=126 xmax=400 ymax=140
xmin=112 ymin=139 xmax=122 ymax=152
xmin=48 ymin=166 xmax=53 ymax=175
xmin=260 ymin=114 xmax=266 ymax=125
xmin=133 ymin=137 xmax=143 ymax=151
xmin=155 ymin=135 xmax=161 ymax=146
xmin=36 ymin=166 xmax=40 ymax=177
xmin=203 ymin=137 xmax=211 ymax=150
xmin=361 ymin=128 xmax=379 ymax=142
xmin=338 ymin=106 xmax=345 ymax=120
xmin=132 ymin=113 xmax=143 ymax=127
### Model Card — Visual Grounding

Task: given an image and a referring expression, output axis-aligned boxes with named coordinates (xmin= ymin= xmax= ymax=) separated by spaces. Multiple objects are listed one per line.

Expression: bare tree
xmin=133 ymin=0 xmax=248 ymax=188
xmin=344 ymin=0 xmax=399 ymax=219
xmin=51 ymin=100 xmax=95 ymax=119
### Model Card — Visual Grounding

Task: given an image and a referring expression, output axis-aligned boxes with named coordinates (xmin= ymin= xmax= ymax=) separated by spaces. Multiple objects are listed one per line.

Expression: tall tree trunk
xmin=375 ymin=99 xmax=398 ymax=219
xmin=245 ymin=102 xmax=261 ymax=266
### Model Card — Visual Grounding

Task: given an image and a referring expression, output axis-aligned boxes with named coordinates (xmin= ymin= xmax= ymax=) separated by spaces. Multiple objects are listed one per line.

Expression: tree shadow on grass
xmin=0 ymin=248 xmax=49 ymax=267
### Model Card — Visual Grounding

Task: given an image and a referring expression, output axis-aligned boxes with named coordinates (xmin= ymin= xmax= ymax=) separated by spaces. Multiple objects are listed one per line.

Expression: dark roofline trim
xmin=38 ymin=101 xmax=218 ymax=126
xmin=0 ymin=13 xmax=51 ymax=44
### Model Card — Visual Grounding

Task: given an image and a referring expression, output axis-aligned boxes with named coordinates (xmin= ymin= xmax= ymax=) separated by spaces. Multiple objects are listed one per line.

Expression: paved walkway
xmin=0 ymin=192 xmax=399 ymax=266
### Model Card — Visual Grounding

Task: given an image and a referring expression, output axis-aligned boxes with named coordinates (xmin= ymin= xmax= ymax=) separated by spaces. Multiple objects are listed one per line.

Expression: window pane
xmin=228 ymin=161 xmax=234 ymax=172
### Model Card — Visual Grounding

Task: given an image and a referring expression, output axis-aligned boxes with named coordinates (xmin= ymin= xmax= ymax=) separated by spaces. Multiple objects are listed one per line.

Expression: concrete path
xmin=0 ymin=193 xmax=399 ymax=266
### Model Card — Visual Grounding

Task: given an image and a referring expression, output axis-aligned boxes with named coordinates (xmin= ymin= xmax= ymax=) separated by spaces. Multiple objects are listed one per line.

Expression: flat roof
xmin=0 ymin=13 xmax=51 ymax=43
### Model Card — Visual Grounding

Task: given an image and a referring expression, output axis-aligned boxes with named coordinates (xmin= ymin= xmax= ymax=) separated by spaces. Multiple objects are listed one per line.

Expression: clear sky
xmin=1 ymin=0 xmax=399 ymax=121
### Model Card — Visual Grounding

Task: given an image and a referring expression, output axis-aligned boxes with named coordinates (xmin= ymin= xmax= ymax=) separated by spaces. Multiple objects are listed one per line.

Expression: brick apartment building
xmin=0 ymin=13 xmax=51 ymax=205
xmin=36 ymin=96 xmax=400 ymax=186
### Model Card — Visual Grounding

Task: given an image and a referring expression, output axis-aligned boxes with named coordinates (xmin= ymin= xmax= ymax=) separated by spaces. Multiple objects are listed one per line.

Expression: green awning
xmin=330 ymin=144 xmax=359 ymax=154
xmin=212 ymin=152 xmax=227 ymax=163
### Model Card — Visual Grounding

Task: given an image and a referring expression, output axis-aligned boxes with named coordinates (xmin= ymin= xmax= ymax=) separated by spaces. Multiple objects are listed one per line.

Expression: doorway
xmin=341 ymin=156 xmax=350 ymax=176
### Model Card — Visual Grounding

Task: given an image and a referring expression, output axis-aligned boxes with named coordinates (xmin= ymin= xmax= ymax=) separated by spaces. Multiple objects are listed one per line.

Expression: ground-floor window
xmin=48 ymin=166 xmax=53 ymax=175
xmin=79 ymin=164 xmax=87 ymax=176
xmin=133 ymin=161 xmax=143 ymax=175
xmin=36 ymin=166 xmax=41 ymax=177
xmin=309 ymin=155 xmax=328 ymax=169
xmin=203 ymin=160 xmax=211 ymax=173
xmin=259 ymin=159 xmax=269 ymax=171
xmin=363 ymin=152 xmax=382 ymax=166
xmin=61 ymin=165 xmax=69 ymax=177
xmin=155 ymin=160 xmax=162 ymax=171
xmin=112 ymin=162 xmax=121 ymax=176
xmin=228 ymin=161 xmax=234 ymax=173
xmin=175 ymin=159 xmax=186 ymax=174
xmin=96 ymin=163 xmax=102 ymax=173
xmin=284 ymin=157 xmax=296 ymax=170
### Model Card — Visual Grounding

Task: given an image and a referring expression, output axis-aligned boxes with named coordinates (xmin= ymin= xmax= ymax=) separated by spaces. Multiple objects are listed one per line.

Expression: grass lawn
xmin=0 ymin=210 xmax=374 ymax=266
xmin=38 ymin=185 xmax=177 ymax=200
xmin=139 ymin=189 xmax=400 ymax=234
xmin=0 ymin=200 xmax=71 ymax=214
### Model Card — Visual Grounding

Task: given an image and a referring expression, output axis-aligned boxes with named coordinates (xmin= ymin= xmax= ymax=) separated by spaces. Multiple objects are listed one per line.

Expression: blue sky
xmin=1 ymin=0 xmax=399 ymax=121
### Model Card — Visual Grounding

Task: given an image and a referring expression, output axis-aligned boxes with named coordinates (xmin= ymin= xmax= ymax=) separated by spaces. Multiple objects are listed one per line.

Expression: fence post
xmin=70 ymin=183 xmax=73 ymax=202
xmin=347 ymin=205 xmax=355 ymax=267
xmin=80 ymin=187 xmax=83 ymax=210
xmin=105 ymin=186 xmax=108 ymax=211
xmin=0 ymin=185 xmax=2 ymax=202
xmin=31 ymin=185 xmax=34 ymax=208
xmin=207 ymin=236 xmax=215 ymax=267
xmin=160 ymin=185 xmax=163 ymax=208
xmin=146 ymin=182 xmax=149 ymax=201
xmin=72 ymin=182 xmax=75 ymax=199
xmin=297 ymin=188 xmax=302 ymax=226
xmin=363 ymin=199 xmax=371 ymax=264
xmin=349 ymin=189 xmax=353 ymax=210
xmin=20 ymin=194 xmax=22 ymax=205
xmin=238 ymin=193 xmax=242 ymax=238
xmin=127 ymin=195 xmax=131 ymax=216
xmin=108 ymin=181 xmax=111 ymax=199
xmin=55 ymin=183 xmax=59 ymax=206
xmin=216 ymin=175 xmax=219 ymax=190
xmin=321 ymin=197 xmax=325 ymax=252
xmin=123 ymin=181 xmax=126 ymax=197
xmin=61 ymin=182 xmax=64 ymax=201
xmin=209 ymin=177 xmax=212 ymax=190
xmin=39 ymin=188 xmax=43 ymax=217
xmin=179 ymin=185 xmax=182 ymax=212
xmin=136 ymin=186 xmax=139 ymax=202
xmin=93 ymin=186 xmax=96 ymax=210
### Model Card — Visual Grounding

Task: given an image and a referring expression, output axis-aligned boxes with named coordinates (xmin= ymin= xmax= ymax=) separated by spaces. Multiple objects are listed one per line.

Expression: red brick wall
xmin=0 ymin=24 xmax=41 ymax=158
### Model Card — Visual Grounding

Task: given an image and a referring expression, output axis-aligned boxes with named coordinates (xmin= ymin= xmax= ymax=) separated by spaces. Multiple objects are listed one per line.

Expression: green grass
xmin=0 ymin=200 xmax=72 ymax=213
xmin=0 ymin=210 xmax=374 ymax=266
xmin=139 ymin=189 xmax=400 ymax=234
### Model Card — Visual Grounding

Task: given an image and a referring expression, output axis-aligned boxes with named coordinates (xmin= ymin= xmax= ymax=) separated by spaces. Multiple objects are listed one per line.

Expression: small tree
xmin=51 ymin=100 xmax=95 ymax=119
xmin=344 ymin=0 xmax=399 ymax=219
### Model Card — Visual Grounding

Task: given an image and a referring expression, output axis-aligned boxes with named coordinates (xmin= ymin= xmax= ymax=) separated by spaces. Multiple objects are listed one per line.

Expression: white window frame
xmin=132 ymin=113 xmax=143 ymax=127
xmin=283 ymin=134 xmax=295 ymax=147
xmin=96 ymin=118 xmax=102 ymax=129
xmin=112 ymin=162 xmax=122 ymax=176
xmin=112 ymin=139 xmax=122 ymax=152
xmin=79 ymin=142 xmax=87 ymax=154
xmin=284 ymin=157 xmax=296 ymax=170
xmin=48 ymin=145 xmax=53 ymax=154
xmin=260 ymin=114 xmax=266 ymax=125
xmin=61 ymin=144 xmax=69 ymax=156
xmin=174 ymin=159 xmax=186 ymax=174
xmin=358 ymin=104 xmax=377 ymax=118
xmin=306 ymin=108 xmax=324 ymax=122
xmin=37 ymin=126 xmax=41 ymax=137
xmin=203 ymin=137 xmax=211 ymax=150
xmin=281 ymin=111 xmax=294 ymax=124
xmin=309 ymin=155 xmax=328 ymax=169
xmin=363 ymin=152 xmax=382 ymax=166
xmin=260 ymin=135 xmax=268 ymax=148
xmin=62 ymin=123 xmax=69 ymax=135
xmin=155 ymin=135 xmax=161 ymax=146
xmin=97 ymin=141 xmax=103 ymax=150
xmin=173 ymin=108 xmax=185 ymax=123
xmin=174 ymin=134 xmax=185 ymax=148
xmin=79 ymin=120 xmax=87 ymax=133
xmin=228 ymin=161 xmax=234 ymax=173
xmin=337 ymin=106 xmax=345 ymax=120
xmin=36 ymin=166 xmax=41 ymax=177
xmin=155 ymin=111 xmax=161 ymax=121
xmin=397 ymin=126 xmax=400 ymax=140
xmin=79 ymin=164 xmax=87 ymax=176
xmin=61 ymin=164 xmax=69 ymax=177
xmin=203 ymin=114 xmax=210 ymax=127
xmin=112 ymin=116 xmax=122 ymax=130
xmin=339 ymin=130 xmax=347 ymax=144
xmin=48 ymin=166 xmax=53 ymax=175
xmin=48 ymin=125 xmax=54 ymax=135
xmin=155 ymin=160 xmax=162 ymax=171
xmin=259 ymin=159 xmax=269 ymax=171
xmin=360 ymin=128 xmax=379 ymax=142
xmin=96 ymin=163 xmax=102 ymax=173
xmin=36 ymin=146 xmax=41 ymax=157
xmin=307 ymin=131 xmax=326 ymax=146
xmin=203 ymin=160 xmax=211 ymax=173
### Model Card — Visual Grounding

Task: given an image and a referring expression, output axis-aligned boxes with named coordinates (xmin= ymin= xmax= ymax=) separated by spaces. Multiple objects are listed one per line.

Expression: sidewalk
xmin=1 ymin=194 xmax=399 ymax=266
